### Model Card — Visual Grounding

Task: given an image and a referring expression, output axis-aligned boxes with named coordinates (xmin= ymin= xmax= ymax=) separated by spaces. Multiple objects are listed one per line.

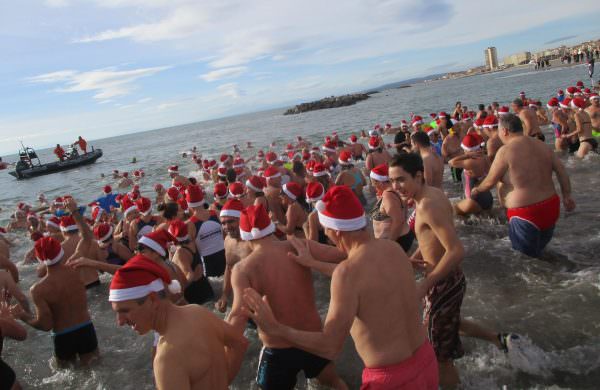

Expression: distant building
xmin=484 ymin=47 xmax=498 ymax=70
xmin=503 ymin=51 xmax=532 ymax=66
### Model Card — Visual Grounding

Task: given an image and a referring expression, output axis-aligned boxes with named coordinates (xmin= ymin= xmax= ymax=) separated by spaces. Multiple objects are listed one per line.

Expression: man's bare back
xmin=421 ymin=150 xmax=444 ymax=189
xmin=519 ymin=108 xmax=542 ymax=138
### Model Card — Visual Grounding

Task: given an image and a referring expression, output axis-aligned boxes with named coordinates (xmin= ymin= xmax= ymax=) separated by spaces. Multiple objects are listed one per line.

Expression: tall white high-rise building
xmin=485 ymin=47 xmax=498 ymax=70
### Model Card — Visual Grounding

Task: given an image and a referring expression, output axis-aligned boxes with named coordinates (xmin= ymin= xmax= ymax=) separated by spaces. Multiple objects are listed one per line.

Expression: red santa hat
xmin=167 ymin=219 xmax=188 ymax=242
xmin=185 ymin=185 xmax=205 ymax=208
xmin=302 ymin=152 xmax=310 ymax=161
xmin=315 ymin=186 xmax=366 ymax=231
xmin=412 ymin=116 xmax=423 ymax=126
xmin=368 ymin=136 xmax=380 ymax=150
xmin=461 ymin=133 xmax=485 ymax=152
xmin=228 ymin=182 xmax=245 ymax=199
xmin=263 ymin=166 xmax=281 ymax=179
xmin=166 ymin=187 xmax=180 ymax=202
xmin=576 ymin=80 xmax=584 ymax=87
xmin=108 ymin=254 xmax=181 ymax=302
xmin=233 ymin=158 xmax=245 ymax=169
xmin=239 ymin=204 xmax=276 ymax=241
xmin=483 ymin=115 xmax=498 ymax=128
xmin=570 ymin=97 xmax=586 ymax=110
xmin=265 ymin=151 xmax=279 ymax=164
xmin=438 ymin=112 xmax=448 ymax=119
xmin=312 ymin=163 xmax=329 ymax=177
xmin=401 ymin=120 xmax=409 ymax=128
xmin=566 ymin=86 xmax=577 ymax=95
xmin=338 ymin=150 xmax=352 ymax=165
xmin=547 ymin=98 xmax=560 ymax=109
xmin=286 ymin=143 xmax=294 ymax=151
xmin=246 ymin=175 xmax=266 ymax=192
xmin=121 ymin=196 xmax=138 ymax=217
xmin=167 ymin=165 xmax=178 ymax=174
xmin=497 ymin=106 xmax=510 ymax=115
xmin=305 ymin=182 xmax=324 ymax=203
xmin=474 ymin=118 xmax=485 ymax=129
xmin=220 ymin=199 xmax=244 ymax=219
xmin=589 ymin=93 xmax=600 ymax=101
xmin=282 ymin=182 xmax=302 ymax=201
xmin=154 ymin=183 xmax=164 ymax=192
xmin=322 ymin=141 xmax=337 ymax=153
xmin=217 ymin=166 xmax=228 ymax=177
xmin=135 ymin=197 xmax=152 ymax=216
xmin=93 ymin=223 xmax=114 ymax=243
xmin=310 ymin=146 xmax=320 ymax=155
xmin=138 ymin=229 xmax=175 ymax=257
xmin=34 ymin=236 xmax=64 ymax=266
xmin=214 ymin=183 xmax=228 ymax=200
xmin=60 ymin=215 xmax=78 ymax=232
xmin=369 ymin=164 xmax=389 ymax=182
xmin=425 ymin=126 xmax=438 ymax=136
xmin=46 ymin=216 xmax=61 ymax=230
xmin=519 ymin=91 xmax=526 ymax=96
xmin=219 ymin=154 xmax=229 ymax=163
xmin=557 ymin=89 xmax=564 ymax=96
xmin=560 ymin=97 xmax=572 ymax=109
xmin=349 ymin=134 xmax=358 ymax=144
xmin=103 ymin=185 xmax=112 ymax=194
xmin=257 ymin=150 xmax=265 ymax=159
xmin=208 ymin=159 xmax=217 ymax=168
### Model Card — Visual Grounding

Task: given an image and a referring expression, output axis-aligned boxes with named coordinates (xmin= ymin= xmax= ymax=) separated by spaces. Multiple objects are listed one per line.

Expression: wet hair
xmin=136 ymin=290 xmax=166 ymax=304
xmin=478 ymin=104 xmax=485 ymax=111
xmin=410 ymin=131 xmax=430 ymax=147
xmin=226 ymin=168 xmax=237 ymax=184
xmin=188 ymin=177 xmax=197 ymax=185
xmin=512 ymin=98 xmax=524 ymax=108
xmin=499 ymin=113 xmax=523 ymax=133
xmin=292 ymin=161 xmax=305 ymax=176
xmin=157 ymin=202 xmax=179 ymax=220
xmin=389 ymin=153 xmax=424 ymax=178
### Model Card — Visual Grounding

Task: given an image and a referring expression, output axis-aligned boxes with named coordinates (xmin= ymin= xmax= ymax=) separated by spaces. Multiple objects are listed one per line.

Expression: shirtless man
xmin=347 ymin=134 xmax=367 ymax=160
xmin=117 ymin=172 xmax=133 ymax=188
xmin=389 ymin=153 xmax=512 ymax=388
xmin=244 ymin=186 xmax=438 ymax=389
xmin=0 ymin=231 xmax=18 ymax=282
xmin=512 ymin=98 xmax=544 ymax=141
xmin=472 ymin=114 xmax=576 ymax=257
xmin=563 ymin=98 xmax=598 ymax=158
xmin=365 ymin=137 xmax=391 ymax=173
xmin=411 ymin=131 xmax=443 ymax=188
xmin=263 ymin=166 xmax=286 ymax=226
xmin=587 ymin=94 xmax=600 ymax=136
xmin=441 ymin=128 xmax=463 ymax=183
xmin=449 ymin=134 xmax=493 ymax=216
xmin=109 ymin=253 xmax=247 ymax=390
xmin=227 ymin=204 xmax=347 ymax=390
xmin=12 ymin=236 xmax=99 ymax=367
xmin=215 ymin=200 xmax=251 ymax=313
xmin=278 ymin=182 xmax=307 ymax=238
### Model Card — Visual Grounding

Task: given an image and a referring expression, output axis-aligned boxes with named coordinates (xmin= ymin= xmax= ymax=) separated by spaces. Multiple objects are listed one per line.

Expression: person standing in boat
xmin=75 ymin=136 xmax=88 ymax=154
xmin=54 ymin=144 xmax=66 ymax=162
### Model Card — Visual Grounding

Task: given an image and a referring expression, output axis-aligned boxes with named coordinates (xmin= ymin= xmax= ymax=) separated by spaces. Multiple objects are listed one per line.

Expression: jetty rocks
xmin=284 ymin=93 xmax=371 ymax=115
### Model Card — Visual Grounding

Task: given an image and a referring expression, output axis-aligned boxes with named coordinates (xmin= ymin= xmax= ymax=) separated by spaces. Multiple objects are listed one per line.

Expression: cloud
xmin=200 ymin=66 xmax=247 ymax=82
xmin=44 ymin=0 xmax=69 ymax=7
xmin=544 ymin=35 xmax=578 ymax=45
xmin=26 ymin=66 xmax=171 ymax=101
xmin=217 ymin=83 xmax=245 ymax=99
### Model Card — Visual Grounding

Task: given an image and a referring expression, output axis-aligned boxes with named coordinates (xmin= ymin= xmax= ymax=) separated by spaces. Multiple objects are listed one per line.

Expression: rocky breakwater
xmin=284 ymin=93 xmax=371 ymax=115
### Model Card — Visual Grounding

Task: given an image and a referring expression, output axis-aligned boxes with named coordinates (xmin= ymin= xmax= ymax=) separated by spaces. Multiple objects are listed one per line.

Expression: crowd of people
xmin=1 ymin=80 xmax=598 ymax=390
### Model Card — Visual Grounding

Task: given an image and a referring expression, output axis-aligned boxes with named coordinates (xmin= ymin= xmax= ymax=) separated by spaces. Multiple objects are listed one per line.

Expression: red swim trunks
xmin=360 ymin=341 xmax=439 ymax=390
xmin=506 ymin=194 xmax=560 ymax=231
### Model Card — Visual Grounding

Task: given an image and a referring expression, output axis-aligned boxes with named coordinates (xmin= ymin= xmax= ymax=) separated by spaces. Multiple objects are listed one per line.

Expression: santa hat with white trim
xmin=570 ymin=97 xmax=586 ymax=110
xmin=103 ymin=185 xmax=112 ymax=194
xmin=185 ymin=185 xmax=205 ymax=208
xmin=265 ymin=151 xmax=279 ymax=164
xmin=214 ymin=182 xmax=228 ymax=200
xmin=220 ymin=199 xmax=244 ymax=219
xmin=228 ymin=182 xmax=245 ymax=199
xmin=91 ymin=205 xmax=104 ymax=223
xmin=282 ymin=182 xmax=302 ymax=201
xmin=559 ymin=97 xmax=571 ymax=109
xmin=246 ymin=175 xmax=266 ymax=193
xmin=121 ymin=196 xmax=138 ymax=217
xmin=589 ymin=93 xmax=599 ymax=101
xmin=167 ymin=165 xmax=178 ymax=174
xmin=461 ymin=133 xmax=484 ymax=152
xmin=263 ymin=166 xmax=281 ymax=180
xmin=315 ymin=186 xmax=366 ymax=231
xmin=370 ymin=164 xmax=389 ymax=182
xmin=46 ymin=216 xmax=61 ymax=231
xmin=483 ymin=115 xmax=498 ymax=128
xmin=305 ymin=182 xmax=324 ymax=203
xmin=368 ymin=136 xmax=380 ymax=150
xmin=60 ymin=215 xmax=78 ymax=232
xmin=135 ymin=197 xmax=152 ymax=216
xmin=168 ymin=219 xmax=188 ymax=243
xmin=322 ymin=141 xmax=337 ymax=153
xmin=138 ymin=229 xmax=175 ymax=257
xmin=239 ymin=204 xmax=276 ymax=241
xmin=498 ymin=106 xmax=510 ymax=116
xmin=349 ymin=134 xmax=358 ymax=144
xmin=338 ymin=150 xmax=352 ymax=165
xmin=312 ymin=163 xmax=329 ymax=177
xmin=94 ymin=223 xmax=114 ymax=243
xmin=108 ymin=253 xmax=181 ymax=302
xmin=34 ymin=236 xmax=64 ymax=266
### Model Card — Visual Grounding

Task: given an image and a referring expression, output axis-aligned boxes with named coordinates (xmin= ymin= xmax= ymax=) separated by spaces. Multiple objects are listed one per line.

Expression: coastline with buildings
xmin=434 ymin=38 xmax=600 ymax=81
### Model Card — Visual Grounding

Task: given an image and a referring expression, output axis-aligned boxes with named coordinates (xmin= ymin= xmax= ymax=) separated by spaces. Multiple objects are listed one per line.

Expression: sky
xmin=1 ymin=0 xmax=600 ymax=155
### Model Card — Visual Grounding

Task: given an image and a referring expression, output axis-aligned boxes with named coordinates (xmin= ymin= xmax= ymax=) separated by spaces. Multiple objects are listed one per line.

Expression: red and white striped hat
xmin=370 ymin=164 xmax=389 ymax=182
xmin=461 ymin=133 xmax=485 ymax=152
xmin=185 ymin=185 xmax=205 ymax=208
xmin=109 ymin=253 xmax=181 ymax=302
xmin=246 ymin=175 xmax=266 ymax=192
xmin=35 ymin=236 xmax=64 ymax=266
xmin=239 ymin=204 xmax=275 ymax=241
xmin=168 ymin=219 xmax=188 ymax=243
xmin=305 ymin=182 xmax=324 ymax=203
xmin=93 ymin=223 xmax=114 ymax=243
xmin=282 ymin=182 xmax=302 ymax=201
xmin=220 ymin=199 xmax=244 ymax=219
xmin=315 ymin=186 xmax=366 ymax=231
